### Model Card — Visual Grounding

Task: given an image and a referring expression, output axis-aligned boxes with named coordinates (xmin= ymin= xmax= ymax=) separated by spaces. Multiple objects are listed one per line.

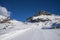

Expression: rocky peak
xmin=34 ymin=10 xmax=52 ymax=16
xmin=26 ymin=10 xmax=52 ymax=22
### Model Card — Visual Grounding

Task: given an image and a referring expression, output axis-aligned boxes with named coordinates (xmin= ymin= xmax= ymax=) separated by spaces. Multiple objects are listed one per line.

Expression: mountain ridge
xmin=26 ymin=10 xmax=60 ymax=23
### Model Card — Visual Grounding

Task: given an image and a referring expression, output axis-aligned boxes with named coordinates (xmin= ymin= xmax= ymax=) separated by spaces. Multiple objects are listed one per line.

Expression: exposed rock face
xmin=0 ymin=15 xmax=10 ymax=23
xmin=26 ymin=10 xmax=52 ymax=22
xmin=34 ymin=10 xmax=52 ymax=16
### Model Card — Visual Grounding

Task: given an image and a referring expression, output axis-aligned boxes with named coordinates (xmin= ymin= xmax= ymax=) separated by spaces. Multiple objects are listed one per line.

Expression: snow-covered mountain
xmin=0 ymin=10 xmax=60 ymax=40
xmin=26 ymin=10 xmax=60 ymax=23
xmin=26 ymin=10 xmax=60 ymax=28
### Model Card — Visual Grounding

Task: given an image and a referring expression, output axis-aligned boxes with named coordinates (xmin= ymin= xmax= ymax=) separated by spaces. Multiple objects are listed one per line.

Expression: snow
xmin=0 ymin=27 xmax=60 ymax=40
xmin=0 ymin=15 xmax=60 ymax=40
xmin=0 ymin=28 xmax=31 ymax=40
xmin=33 ymin=15 xmax=60 ymax=23
xmin=0 ymin=15 xmax=7 ymax=22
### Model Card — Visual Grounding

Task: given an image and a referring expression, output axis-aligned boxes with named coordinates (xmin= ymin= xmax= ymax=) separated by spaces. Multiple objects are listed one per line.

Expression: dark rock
xmin=26 ymin=10 xmax=52 ymax=22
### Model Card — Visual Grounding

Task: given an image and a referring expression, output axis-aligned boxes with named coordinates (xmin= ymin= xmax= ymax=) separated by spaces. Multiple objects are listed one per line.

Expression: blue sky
xmin=0 ymin=0 xmax=60 ymax=21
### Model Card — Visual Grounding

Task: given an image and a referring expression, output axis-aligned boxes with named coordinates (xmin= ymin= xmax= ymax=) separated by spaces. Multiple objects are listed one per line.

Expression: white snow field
xmin=0 ymin=15 xmax=60 ymax=40
xmin=0 ymin=26 xmax=60 ymax=40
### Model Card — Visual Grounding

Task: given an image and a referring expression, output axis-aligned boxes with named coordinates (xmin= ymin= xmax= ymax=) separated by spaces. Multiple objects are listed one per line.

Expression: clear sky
xmin=0 ymin=0 xmax=60 ymax=21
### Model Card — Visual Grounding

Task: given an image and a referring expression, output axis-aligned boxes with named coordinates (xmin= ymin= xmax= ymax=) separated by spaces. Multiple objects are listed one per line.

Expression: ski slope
xmin=0 ymin=26 xmax=60 ymax=40
xmin=0 ymin=14 xmax=60 ymax=40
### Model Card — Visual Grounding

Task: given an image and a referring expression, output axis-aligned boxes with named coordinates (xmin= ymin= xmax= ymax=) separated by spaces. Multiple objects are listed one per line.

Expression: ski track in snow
xmin=0 ymin=27 xmax=60 ymax=40
xmin=0 ymin=28 xmax=31 ymax=40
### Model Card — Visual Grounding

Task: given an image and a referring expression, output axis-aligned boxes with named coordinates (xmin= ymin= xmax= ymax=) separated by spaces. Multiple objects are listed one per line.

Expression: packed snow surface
xmin=0 ymin=15 xmax=60 ymax=40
